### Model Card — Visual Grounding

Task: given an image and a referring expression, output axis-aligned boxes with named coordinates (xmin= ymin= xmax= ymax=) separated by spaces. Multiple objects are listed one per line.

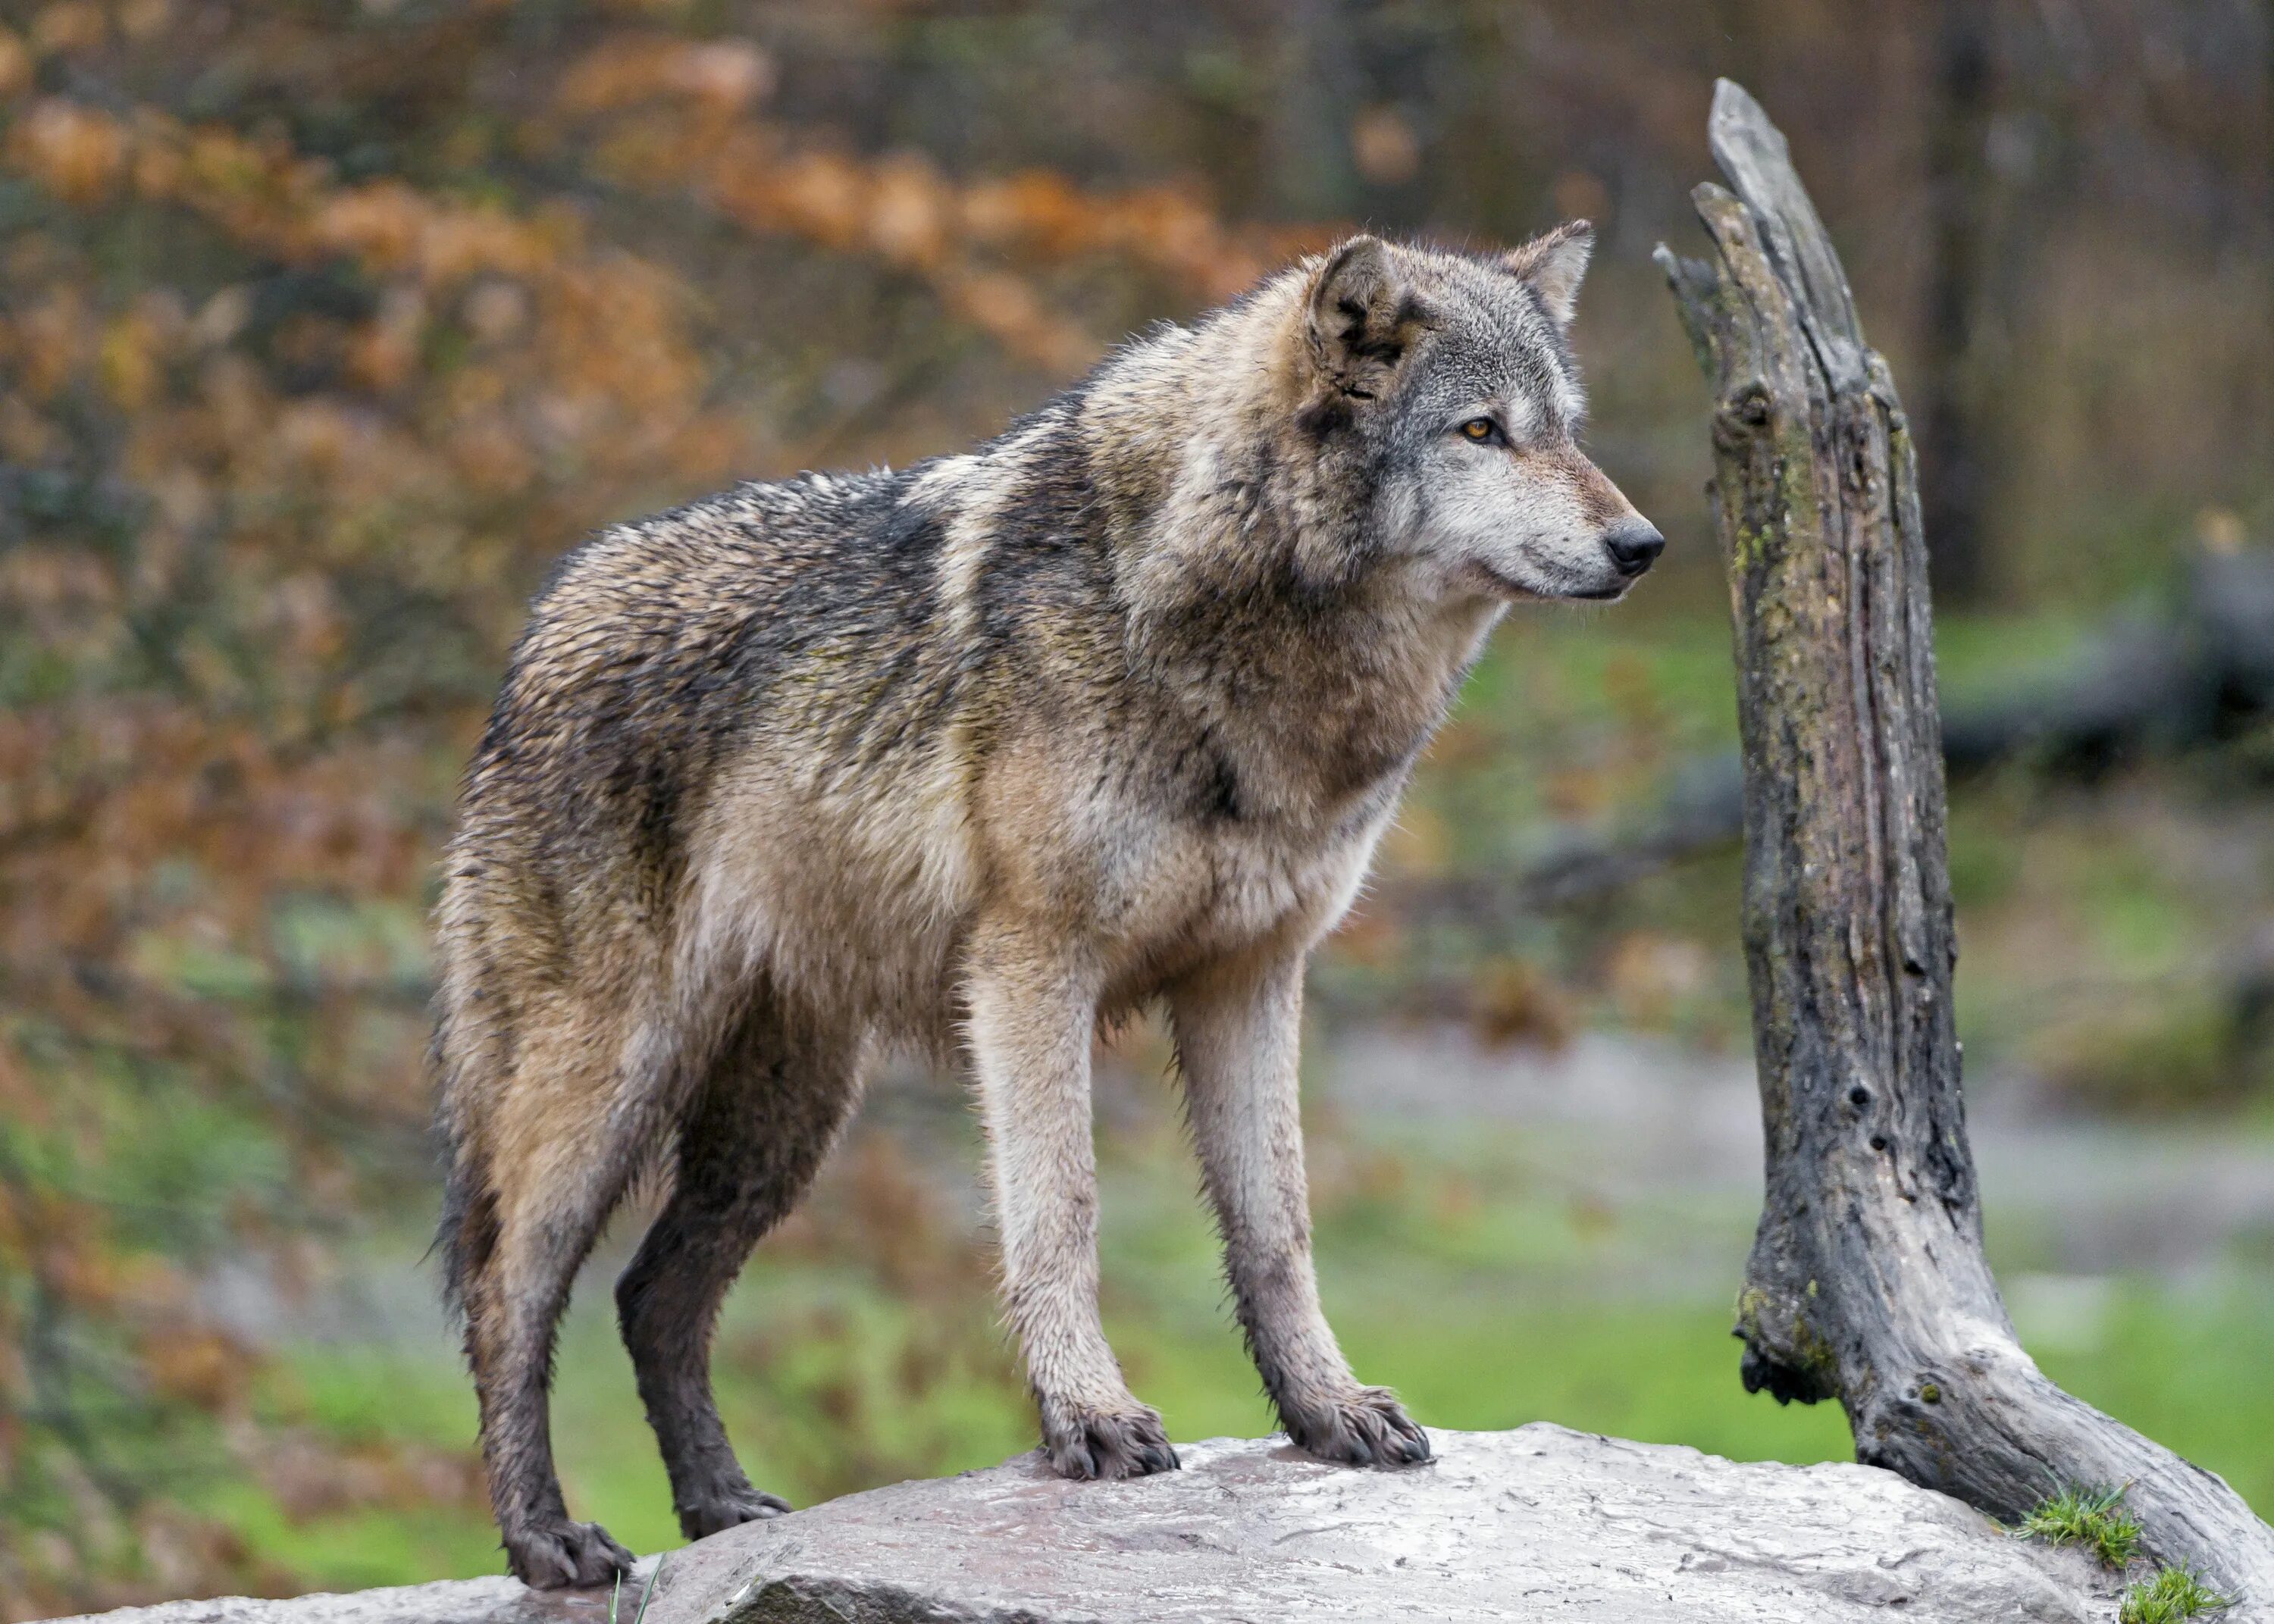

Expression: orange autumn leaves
xmin=7 ymin=26 xmax=1298 ymax=378
xmin=4 ymin=90 xmax=723 ymax=512
xmin=542 ymin=29 xmax=1302 ymax=368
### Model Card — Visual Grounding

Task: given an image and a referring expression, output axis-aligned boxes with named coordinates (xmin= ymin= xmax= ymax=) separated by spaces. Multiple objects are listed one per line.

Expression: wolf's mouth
xmin=1466 ymin=561 xmax=1627 ymax=603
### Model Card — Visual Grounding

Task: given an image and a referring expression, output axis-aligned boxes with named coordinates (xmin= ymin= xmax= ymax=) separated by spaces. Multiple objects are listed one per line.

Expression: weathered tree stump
xmin=1657 ymin=79 xmax=2274 ymax=1608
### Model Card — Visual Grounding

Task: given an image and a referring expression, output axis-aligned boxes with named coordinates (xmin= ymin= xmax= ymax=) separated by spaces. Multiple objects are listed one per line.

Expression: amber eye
xmin=1459 ymin=417 xmax=1500 ymax=444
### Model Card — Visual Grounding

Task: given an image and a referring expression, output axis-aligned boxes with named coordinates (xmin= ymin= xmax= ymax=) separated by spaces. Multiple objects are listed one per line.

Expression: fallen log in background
xmin=1655 ymin=79 xmax=2274 ymax=1607
xmin=1394 ymin=539 xmax=2274 ymax=929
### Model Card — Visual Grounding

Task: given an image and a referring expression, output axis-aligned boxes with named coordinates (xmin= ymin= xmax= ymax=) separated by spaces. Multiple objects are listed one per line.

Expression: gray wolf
xmin=431 ymin=224 xmax=1662 ymax=1587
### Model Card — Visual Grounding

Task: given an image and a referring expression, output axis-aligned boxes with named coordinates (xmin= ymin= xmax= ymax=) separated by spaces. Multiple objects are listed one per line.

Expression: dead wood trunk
xmin=1655 ymin=79 xmax=2274 ymax=1608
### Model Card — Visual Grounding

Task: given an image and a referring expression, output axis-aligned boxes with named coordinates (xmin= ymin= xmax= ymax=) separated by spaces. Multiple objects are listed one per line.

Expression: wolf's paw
xmin=504 ymin=1516 xmax=636 ymax=1589
xmin=1283 ymin=1385 xmax=1432 ymax=1468
xmin=1040 ymin=1397 xmax=1181 ymax=1481
xmin=679 ymin=1483 xmax=793 ymax=1541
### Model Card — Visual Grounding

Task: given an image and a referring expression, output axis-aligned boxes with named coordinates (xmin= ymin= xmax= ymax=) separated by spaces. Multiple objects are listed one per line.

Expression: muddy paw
xmin=505 ymin=1516 xmax=637 ymax=1589
xmin=1283 ymin=1385 xmax=1432 ymax=1467
xmin=1040 ymin=1397 xmax=1181 ymax=1481
xmin=679 ymin=1483 xmax=794 ymax=1541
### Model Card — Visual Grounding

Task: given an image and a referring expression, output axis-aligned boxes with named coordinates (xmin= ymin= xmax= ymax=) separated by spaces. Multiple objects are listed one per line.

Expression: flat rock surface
xmin=648 ymin=1425 xmax=2112 ymax=1622
xmin=47 ymin=1425 xmax=2115 ymax=1624
xmin=39 ymin=1579 xmax=614 ymax=1624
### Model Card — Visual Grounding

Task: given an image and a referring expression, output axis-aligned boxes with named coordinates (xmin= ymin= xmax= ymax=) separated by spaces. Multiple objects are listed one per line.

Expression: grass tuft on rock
xmin=2118 ymin=1566 xmax=2235 ymax=1624
xmin=2014 ymin=1483 xmax=2144 ymax=1568
xmin=609 ymin=1555 xmax=663 ymax=1624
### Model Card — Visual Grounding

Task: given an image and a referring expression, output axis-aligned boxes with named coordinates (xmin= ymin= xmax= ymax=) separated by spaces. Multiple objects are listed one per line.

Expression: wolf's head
xmin=1295 ymin=227 xmax=1661 ymax=602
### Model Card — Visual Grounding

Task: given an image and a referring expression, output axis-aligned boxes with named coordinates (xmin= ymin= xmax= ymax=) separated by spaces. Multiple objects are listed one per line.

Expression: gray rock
xmin=45 ymin=1426 xmax=2117 ymax=1624
xmin=650 ymin=1425 xmax=2116 ymax=1623
xmin=39 ymin=1577 xmax=613 ymax=1624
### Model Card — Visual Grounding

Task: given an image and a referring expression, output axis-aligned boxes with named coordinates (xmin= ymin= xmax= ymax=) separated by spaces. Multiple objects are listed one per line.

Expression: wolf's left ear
xmin=1502 ymin=220 xmax=1593 ymax=330
xmin=1305 ymin=235 xmax=1419 ymax=400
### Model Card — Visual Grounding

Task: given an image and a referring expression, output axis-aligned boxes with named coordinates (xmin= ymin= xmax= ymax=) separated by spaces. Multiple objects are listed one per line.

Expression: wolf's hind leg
xmin=459 ymin=1018 xmax=649 ymax=1588
xmin=1170 ymin=953 xmax=1430 ymax=1467
xmin=964 ymin=924 xmax=1176 ymax=1481
xmin=617 ymin=1003 xmax=863 ymax=1540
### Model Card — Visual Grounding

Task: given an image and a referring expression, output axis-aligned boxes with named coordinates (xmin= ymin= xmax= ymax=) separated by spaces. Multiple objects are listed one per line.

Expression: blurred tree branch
xmin=1388 ymin=540 xmax=2274 ymax=928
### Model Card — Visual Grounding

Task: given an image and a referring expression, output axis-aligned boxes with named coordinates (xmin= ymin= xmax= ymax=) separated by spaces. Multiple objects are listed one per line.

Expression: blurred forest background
xmin=3 ymin=0 xmax=2272 ymax=1612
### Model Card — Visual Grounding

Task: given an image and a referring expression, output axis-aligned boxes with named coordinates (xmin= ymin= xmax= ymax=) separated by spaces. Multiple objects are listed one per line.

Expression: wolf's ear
xmin=1305 ymin=235 xmax=1417 ymax=400
xmin=1501 ymin=220 xmax=1593 ymax=330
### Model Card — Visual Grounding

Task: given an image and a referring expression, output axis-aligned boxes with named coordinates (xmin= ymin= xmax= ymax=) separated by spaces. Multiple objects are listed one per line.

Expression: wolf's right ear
xmin=1500 ymin=220 xmax=1593 ymax=330
xmin=1305 ymin=235 xmax=1417 ymax=402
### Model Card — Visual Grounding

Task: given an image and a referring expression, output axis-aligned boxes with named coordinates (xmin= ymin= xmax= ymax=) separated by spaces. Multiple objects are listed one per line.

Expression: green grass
xmin=2119 ymin=1567 xmax=2235 ymax=1624
xmin=206 ymin=1107 xmax=2274 ymax=1592
xmin=235 ymin=1269 xmax=2274 ymax=1592
xmin=609 ymin=1555 xmax=663 ymax=1624
xmin=2025 ymin=1287 xmax=2274 ymax=1513
xmin=2014 ymin=1483 xmax=2144 ymax=1568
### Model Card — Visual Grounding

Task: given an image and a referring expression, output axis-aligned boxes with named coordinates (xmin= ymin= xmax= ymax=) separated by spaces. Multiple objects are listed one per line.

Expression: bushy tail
xmin=428 ymin=1027 xmax=498 ymax=1323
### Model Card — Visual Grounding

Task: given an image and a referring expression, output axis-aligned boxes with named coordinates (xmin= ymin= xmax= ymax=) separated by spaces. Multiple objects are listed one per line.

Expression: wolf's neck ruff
xmin=929 ymin=271 xmax=1508 ymax=830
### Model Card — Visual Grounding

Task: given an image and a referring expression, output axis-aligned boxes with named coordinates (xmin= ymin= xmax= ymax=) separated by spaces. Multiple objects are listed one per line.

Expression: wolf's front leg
xmin=964 ymin=924 xmax=1178 ymax=1480
xmin=1170 ymin=953 xmax=1430 ymax=1466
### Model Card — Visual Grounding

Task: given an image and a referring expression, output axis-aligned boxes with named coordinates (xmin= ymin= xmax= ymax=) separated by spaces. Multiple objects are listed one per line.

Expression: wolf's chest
xmin=1091 ymin=798 xmax=1391 ymax=988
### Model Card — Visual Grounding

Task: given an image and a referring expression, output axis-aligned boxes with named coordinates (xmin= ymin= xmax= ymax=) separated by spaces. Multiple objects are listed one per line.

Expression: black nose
xmin=1604 ymin=519 xmax=1665 ymax=577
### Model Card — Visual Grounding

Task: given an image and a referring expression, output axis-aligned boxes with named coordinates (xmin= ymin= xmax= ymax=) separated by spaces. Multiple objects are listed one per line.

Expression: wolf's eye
xmin=1458 ymin=417 xmax=1502 ymax=445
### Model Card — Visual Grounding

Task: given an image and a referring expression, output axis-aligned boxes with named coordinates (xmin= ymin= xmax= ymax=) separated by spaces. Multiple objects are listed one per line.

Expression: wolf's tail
xmin=428 ymin=1024 xmax=499 ymax=1322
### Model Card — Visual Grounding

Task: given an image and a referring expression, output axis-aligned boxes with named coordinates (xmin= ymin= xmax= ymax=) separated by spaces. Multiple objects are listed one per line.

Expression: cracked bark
xmin=1657 ymin=79 xmax=2274 ymax=1611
